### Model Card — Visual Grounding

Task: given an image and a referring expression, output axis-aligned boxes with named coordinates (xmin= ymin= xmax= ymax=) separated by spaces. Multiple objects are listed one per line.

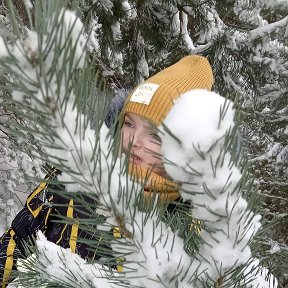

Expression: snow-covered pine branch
xmin=16 ymin=231 xmax=120 ymax=288
xmin=0 ymin=7 xmax=113 ymax=199
xmin=245 ymin=15 xmax=288 ymax=42
xmin=0 ymin=7 xmax=143 ymax=243
xmin=160 ymin=89 xmax=278 ymax=287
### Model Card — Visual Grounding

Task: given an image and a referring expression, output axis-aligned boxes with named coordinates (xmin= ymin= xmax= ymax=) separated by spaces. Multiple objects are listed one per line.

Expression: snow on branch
xmin=16 ymin=231 xmax=118 ymax=288
xmin=246 ymin=15 xmax=288 ymax=42
xmin=0 ymin=8 xmax=132 ymax=209
xmin=160 ymin=89 xmax=277 ymax=287
xmin=265 ymin=0 xmax=288 ymax=10
xmin=111 ymin=212 xmax=193 ymax=288
xmin=180 ymin=11 xmax=195 ymax=51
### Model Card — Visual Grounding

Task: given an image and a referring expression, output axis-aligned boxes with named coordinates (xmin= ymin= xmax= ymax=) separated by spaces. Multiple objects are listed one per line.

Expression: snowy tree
xmin=0 ymin=0 xmax=286 ymax=287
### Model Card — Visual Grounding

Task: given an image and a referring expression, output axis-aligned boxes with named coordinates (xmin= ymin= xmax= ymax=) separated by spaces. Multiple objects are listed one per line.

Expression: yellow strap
xmin=116 ymin=262 xmax=124 ymax=272
xmin=113 ymin=227 xmax=121 ymax=238
xmin=55 ymin=224 xmax=68 ymax=245
xmin=26 ymin=182 xmax=46 ymax=218
xmin=70 ymin=224 xmax=79 ymax=253
xmin=44 ymin=208 xmax=52 ymax=227
xmin=67 ymin=199 xmax=78 ymax=253
xmin=26 ymin=169 xmax=58 ymax=218
xmin=189 ymin=219 xmax=202 ymax=235
xmin=2 ymin=230 xmax=16 ymax=288
xmin=113 ymin=227 xmax=124 ymax=272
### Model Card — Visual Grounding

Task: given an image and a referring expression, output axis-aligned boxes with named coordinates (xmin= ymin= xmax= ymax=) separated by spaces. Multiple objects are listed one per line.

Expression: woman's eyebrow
xmin=125 ymin=114 xmax=133 ymax=122
xmin=143 ymin=122 xmax=155 ymax=131
xmin=145 ymin=121 xmax=157 ymax=132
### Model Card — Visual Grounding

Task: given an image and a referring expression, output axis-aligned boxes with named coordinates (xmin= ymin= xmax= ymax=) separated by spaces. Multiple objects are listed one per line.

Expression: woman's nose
xmin=131 ymin=132 xmax=142 ymax=148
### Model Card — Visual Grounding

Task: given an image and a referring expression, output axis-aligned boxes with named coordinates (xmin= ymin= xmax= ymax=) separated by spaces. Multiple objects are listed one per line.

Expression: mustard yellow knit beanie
xmin=123 ymin=55 xmax=214 ymax=126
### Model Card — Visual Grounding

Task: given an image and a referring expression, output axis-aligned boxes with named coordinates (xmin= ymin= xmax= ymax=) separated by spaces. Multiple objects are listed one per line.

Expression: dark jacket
xmin=0 ymin=168 xmax=109 ymax=287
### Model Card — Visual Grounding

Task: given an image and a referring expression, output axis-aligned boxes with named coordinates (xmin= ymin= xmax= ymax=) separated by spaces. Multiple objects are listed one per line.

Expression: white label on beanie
xmin=130 ymin=83 xmax=160 ymax=105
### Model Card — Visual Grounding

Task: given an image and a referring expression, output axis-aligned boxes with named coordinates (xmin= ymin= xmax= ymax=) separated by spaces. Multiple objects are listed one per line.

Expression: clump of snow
xmin=197 ymin=6 xmax=225 ymax=43
xmin=122 ymin=0 xmax=137 ymax=19
xmin=171 ymin=10 xmax=180 ymax=36
xmin=112 ymin=212 xmax=193 ymax=288
xmin=87 ymin=16 xmax=101 ymax=55
xmin=234 ymin=2 xmax=267 ymax=26
xmin=23 ymin=0 xmax=33 ymax=10
xmin=242 ymin=259 xmax=278 ymax=288
xmin=170 ymin=7 xmax=194 ymax=50
xmin=161 ymin=89 xmax=234 ymax=183
xmin=0 ymin=131 xmax=44 ymax=202
xmin=16 ymin=231 xmax=118 ymax=288
xmin=108 ymin=21 xmax=124 ymax=74
xmin=136 ymin=33 xmax=149 ymax=83
xmin=51 ymin=9 xmax=86 ymax=67
xmin=1 ymin=9 xmax=86 ymax=112
xmin=181 ymin=11 xmax=195 ymax=50
xmin=159 ymin=89 xmax=277 ymax=287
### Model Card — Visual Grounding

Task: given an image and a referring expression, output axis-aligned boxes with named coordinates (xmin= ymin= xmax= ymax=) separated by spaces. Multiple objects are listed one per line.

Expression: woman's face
xmin=121 ymin=113 xmax=166 ymax=177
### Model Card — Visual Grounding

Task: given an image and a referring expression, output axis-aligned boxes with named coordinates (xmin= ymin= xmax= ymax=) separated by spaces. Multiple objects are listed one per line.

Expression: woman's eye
xmin=151 ymin=133 xmax=161 ymax=142
xmin=124 ymin=120 xmax=133 ymax=128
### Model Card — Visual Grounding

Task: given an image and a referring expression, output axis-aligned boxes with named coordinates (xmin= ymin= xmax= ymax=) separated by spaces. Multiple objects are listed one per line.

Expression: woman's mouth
xmin=130 ymin=154 xmax=142 ymax=164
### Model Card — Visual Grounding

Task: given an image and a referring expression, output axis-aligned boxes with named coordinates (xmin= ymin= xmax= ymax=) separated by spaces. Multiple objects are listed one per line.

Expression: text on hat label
xmin=130 ymin=83 xmax=160 ymax=105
